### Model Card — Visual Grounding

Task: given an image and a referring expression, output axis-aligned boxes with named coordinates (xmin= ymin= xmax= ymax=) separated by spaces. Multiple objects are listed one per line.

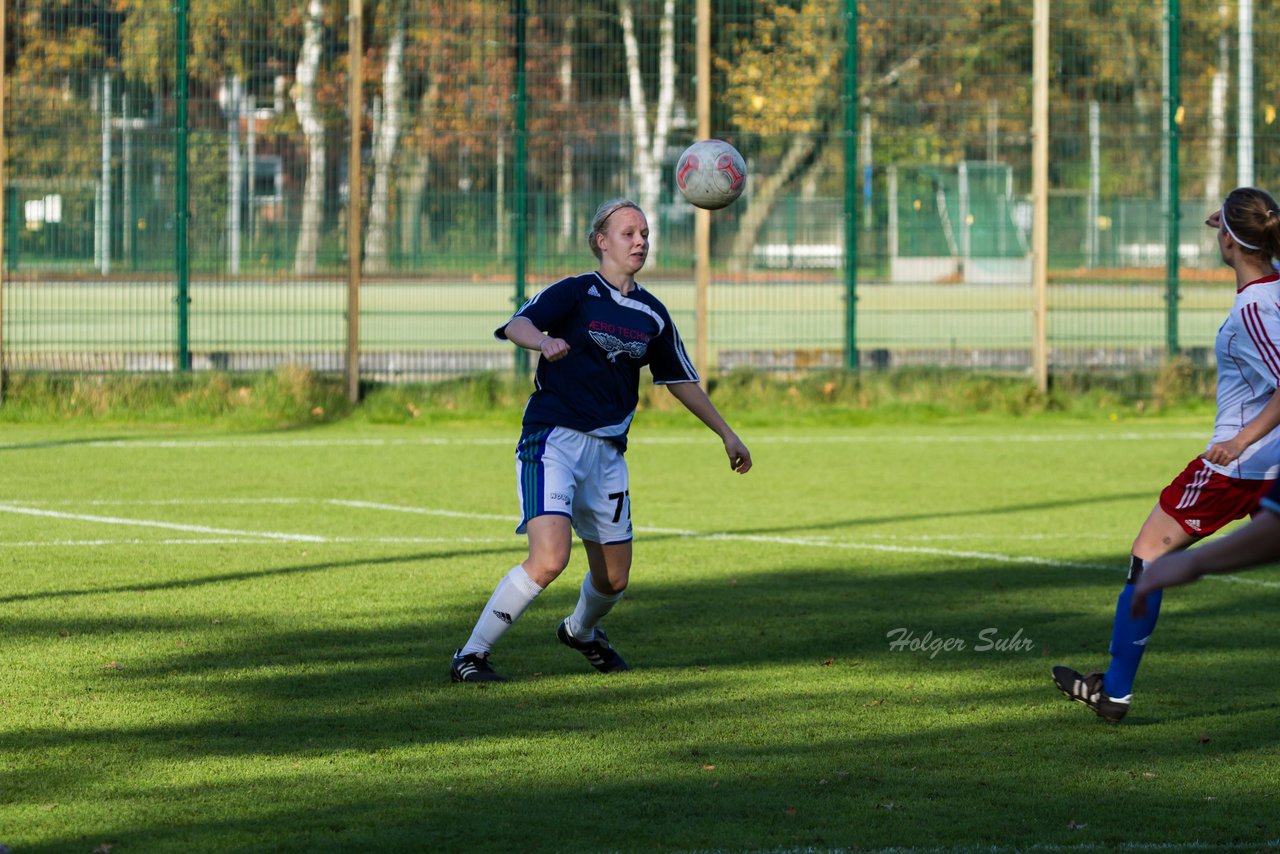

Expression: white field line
xmin=759 ymin=840 xmax=1280 ymax=854
xmin=0 ymin=536 xmax=514 ymax=547
xmin=636 ymin=431 xmax=1209 ymax=445
xmin=0 ymin=502 xmax=1103 ymax=540
xmin=0 ymin=496 xmax=1277 ymax=590
xmin=0 ymin=431 xmax=1208 ymax=451
xmin=324 ymin=498 xmax=512 ymax=522
xmin=0 ymin=502 xmax=328 ymax=543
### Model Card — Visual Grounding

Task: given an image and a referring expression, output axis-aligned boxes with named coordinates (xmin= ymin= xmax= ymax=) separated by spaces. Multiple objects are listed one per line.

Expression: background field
xmin=1 ymin=278 xmax=1238 ymax=373
xmin=2 ymin=412 xmax=1279 ymax=852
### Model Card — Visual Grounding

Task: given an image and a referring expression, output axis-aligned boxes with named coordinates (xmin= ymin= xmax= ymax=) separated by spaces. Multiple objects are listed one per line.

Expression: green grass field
xmin=3 ymin=414 xmax=1279 ymax=852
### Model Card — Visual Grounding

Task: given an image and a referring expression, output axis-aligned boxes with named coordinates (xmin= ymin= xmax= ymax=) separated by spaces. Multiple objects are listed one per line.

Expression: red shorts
xmin=1158 ymin=457 xmax=1274 ymax=536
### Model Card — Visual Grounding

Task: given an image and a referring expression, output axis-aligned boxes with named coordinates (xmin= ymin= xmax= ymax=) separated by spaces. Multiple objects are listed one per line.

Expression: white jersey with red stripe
xmin=1208 ymin=272 xmax=1280 ymax=479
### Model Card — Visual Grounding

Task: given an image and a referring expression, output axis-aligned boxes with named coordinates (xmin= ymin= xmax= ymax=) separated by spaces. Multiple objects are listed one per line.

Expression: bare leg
xmin=1131 ymin=504 xmax=1200 ymax=562
xmin=521 ymin=515 xmax=575 ymax=586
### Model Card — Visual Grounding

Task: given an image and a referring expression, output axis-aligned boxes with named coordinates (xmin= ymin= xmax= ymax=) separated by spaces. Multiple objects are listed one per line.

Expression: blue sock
xmin=1104 ymin=580 xmax=1163 ymax=699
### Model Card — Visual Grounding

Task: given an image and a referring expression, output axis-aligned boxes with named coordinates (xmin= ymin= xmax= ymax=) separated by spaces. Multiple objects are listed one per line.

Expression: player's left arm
xmin=1205 ymin=389 xmax=1280 ymax=464
xmin=1206 ymin=300 xmax=1280 ymax=465
xmin=664 ymin=381 xmax=752 ymax=474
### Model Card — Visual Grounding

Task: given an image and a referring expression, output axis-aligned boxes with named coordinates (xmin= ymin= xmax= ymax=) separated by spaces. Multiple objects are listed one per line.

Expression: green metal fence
xmin=2 ymin=0 xmax=1275 ymax=382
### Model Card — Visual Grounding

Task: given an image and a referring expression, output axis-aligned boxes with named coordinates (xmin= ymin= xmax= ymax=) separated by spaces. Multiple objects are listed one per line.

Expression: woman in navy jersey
xmin=1053 ymin=187 xmax=1280 ymax=720
xmin=450 ymin=198 xmax=752 ymax=683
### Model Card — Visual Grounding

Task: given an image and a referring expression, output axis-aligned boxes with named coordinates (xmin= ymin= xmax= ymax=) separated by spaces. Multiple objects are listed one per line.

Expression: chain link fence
xmin=2 ymin=1 xmax=1274 ymax=381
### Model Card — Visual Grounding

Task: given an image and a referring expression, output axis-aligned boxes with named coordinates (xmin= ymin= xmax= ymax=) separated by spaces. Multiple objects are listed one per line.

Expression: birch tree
xmin=558 ymin=14 xmax=577 ymax=252
xmin=618 ymin=0 xmax=677 ymax=254
xmin=398 ymin=77 xmax=441 ymax=259
xmin=223 ymin=75 xmax=246 ymax=274
xmin=292 ymin=0 xmax=326 ymax=275
xmin=364 ymin=5 xmax=406 ymax=273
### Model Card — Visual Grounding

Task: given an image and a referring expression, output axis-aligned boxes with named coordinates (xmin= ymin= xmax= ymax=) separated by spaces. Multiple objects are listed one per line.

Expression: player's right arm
xmin=503 ymin=316 xmax=570 ymax=362
xmin=495 ymin=278 xmax=578 ymax=361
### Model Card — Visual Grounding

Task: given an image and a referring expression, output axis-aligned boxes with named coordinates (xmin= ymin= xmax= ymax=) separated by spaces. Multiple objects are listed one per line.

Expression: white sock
xmin=460 ymin=565 xmax=544 ymax=656
xmin=565 ymin=574 xmax=624 ymax=641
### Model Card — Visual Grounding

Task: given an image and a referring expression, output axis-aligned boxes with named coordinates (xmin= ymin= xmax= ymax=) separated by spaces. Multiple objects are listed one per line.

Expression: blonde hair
xmin=586 ymin=198 xmax=643 ymax=260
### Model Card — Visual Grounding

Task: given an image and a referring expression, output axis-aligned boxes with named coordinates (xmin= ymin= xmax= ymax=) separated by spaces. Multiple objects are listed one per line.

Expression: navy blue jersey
xmin=495 ymin=271 xmax=699 ymax=450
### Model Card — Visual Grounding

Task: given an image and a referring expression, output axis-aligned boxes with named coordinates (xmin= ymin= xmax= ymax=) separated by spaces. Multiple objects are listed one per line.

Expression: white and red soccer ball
xmin=675 ymin=139 xmax=747 ymax=210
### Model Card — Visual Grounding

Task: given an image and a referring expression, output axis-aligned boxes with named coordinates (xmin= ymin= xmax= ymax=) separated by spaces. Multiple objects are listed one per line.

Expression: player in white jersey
xmin=450 ymin=199 xmax=753 ymax=683
xmin=1054 ymin=186 xmax=1280 ymax=721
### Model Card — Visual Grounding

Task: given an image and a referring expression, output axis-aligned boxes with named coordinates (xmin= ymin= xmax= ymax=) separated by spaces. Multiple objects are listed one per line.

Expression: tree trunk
xmin=725 ymin=44 xmax=846 ymax=272
xmin=727 ymin=133 xmax=821 ymax=272
xmin=557 ymin=14 xmax=576 ymax=252
xmin=293 ymin=0 xmax=325 ymax=275
xmin=399 ymin=86 xmax=440 ymax=264
xmin=1206 ymin=30 xmax=1228 ymax=210
xmin=225 ymin=75 xmax=244 ymax=275
xmin=364 ymin=11 xmax=405 ymax=273
xmin=619 ymin=0 xmax=676 ymax=254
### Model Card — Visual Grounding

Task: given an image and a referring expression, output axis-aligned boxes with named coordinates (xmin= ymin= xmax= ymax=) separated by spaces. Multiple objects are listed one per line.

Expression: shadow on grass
xmin=0 ymin=547 xmax=519 ymax=605
xmin=0 ymin=435 xmax=138 ymax=452
xmin=5 ymin=555 xmax=1280 ymax=852
xmin=699 ymin=489 xmax=1155 ymax=537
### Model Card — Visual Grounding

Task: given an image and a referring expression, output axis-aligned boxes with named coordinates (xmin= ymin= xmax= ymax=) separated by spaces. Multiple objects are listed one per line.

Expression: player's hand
xmin=1131 ymin=554 xmax=1200 ymax=617
xmin=723 ymin=433 xmax=752 ymax=474
xmin=1203 ymin=438 xmax=1245 ymax=466
xmin=538 ymin=337 xmax=570 ymax=362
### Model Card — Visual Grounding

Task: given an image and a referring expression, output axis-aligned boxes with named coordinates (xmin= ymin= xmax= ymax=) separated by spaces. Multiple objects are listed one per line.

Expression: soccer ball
xmin=675 ymin=139 xmax=747 ymax=210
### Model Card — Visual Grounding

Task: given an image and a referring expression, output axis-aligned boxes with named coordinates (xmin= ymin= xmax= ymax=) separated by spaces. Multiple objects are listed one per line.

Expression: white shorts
xmin=515 ymin=426 xmax=632 ymax=544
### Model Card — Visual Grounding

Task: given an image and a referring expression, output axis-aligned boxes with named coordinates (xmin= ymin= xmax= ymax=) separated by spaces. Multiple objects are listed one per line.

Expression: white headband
xmin=1221 ymin=204 xmax=1262 ymax=251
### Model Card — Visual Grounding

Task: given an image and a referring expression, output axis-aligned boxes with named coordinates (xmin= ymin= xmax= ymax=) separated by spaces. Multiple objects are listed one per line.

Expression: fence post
xmin=346 ymin=0 xmax=363 ymax=403
xmin=1031 ymin=0 xmax=1049 ymax=393
xmin=1164 ymin=0 xmax=1181 ymax=356
xmin=1 ymin=0 xmax=6 ymax=402
xmin=512 ymin=0 xmax=529 ymax=375
xmin=1237 ymin=0 xmax=1253 ymax=187
xmin=174 ymin=0 xmax=191 ymax=372
xmin=843 ymin=0 xmax=858 ymax=370
xmin=694 ymin=0 xmax=709 ymax=379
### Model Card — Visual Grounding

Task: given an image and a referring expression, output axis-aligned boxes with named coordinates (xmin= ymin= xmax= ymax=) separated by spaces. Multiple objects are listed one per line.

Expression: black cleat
xmin=557 ymin=619 xmax=630 ymax=673
xmin=1052 ymin=665 xmax=1130 ymax=722
xmin=450 ymin=649 xmax=506 ymax=683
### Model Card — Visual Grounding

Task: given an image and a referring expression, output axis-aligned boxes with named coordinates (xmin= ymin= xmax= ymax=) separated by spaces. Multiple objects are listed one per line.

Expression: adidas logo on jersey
xmin=587 ymin=285 xmax=601 ymax=297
